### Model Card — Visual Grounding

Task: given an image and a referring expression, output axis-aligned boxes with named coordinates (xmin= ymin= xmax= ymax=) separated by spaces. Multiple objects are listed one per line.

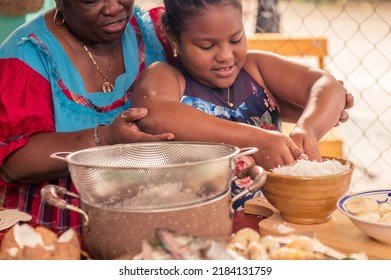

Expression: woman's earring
xmin=173 ymin=49 xmax=178 ymax=58
xmin=53 ymin=9 xmax=65 ymax=26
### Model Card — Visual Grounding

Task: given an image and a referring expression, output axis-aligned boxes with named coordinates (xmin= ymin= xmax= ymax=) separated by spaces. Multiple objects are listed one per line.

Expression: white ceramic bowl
xmin=337 ymin=189 xmax=391 ymax=245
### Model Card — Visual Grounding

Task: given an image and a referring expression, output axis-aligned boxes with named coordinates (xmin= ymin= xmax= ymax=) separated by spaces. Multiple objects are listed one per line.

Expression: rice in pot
xmin=271 ymin=159 xmax=351 ymax=176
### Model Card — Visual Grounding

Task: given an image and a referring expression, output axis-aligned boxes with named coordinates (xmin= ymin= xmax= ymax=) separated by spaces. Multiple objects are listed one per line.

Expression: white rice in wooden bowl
xmin=271 ymin=159 xmax=351 ymax=177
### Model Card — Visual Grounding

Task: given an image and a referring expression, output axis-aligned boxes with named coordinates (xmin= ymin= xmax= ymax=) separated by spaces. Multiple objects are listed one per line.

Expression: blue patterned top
xmin=176 ymin=62 xmax=281 ymax=209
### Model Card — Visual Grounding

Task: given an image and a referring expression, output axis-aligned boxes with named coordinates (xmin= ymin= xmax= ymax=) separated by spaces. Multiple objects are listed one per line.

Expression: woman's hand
xmin=103 ymin=108 xmax=175 ymax=145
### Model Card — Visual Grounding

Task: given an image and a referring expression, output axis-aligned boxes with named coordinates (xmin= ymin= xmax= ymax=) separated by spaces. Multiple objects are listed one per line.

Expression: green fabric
xmin=26 ymin=0 xmax=55 ymax=21
xmin=0 ymin=15 xmax=25 ymax=43
xmin=0 ymin=0 xmax=55 ymax=43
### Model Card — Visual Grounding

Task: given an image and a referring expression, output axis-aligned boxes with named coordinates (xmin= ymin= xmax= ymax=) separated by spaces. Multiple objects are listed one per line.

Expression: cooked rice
xmin=271 ymin=159 xmax=350 ymax=176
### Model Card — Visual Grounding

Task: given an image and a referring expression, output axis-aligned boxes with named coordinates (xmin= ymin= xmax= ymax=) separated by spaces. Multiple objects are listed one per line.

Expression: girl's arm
xmin=244 ymin=51 xmax=347 ymax=160
xmin=132 ymin=62 xmax=303 ymax=170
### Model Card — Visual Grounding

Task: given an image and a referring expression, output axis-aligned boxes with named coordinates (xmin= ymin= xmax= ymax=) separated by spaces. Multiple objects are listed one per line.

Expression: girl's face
xmin=59 ymin=0 xmax=134 ymax=44
xmin=175 ymin=4 xmax=247 ymax=89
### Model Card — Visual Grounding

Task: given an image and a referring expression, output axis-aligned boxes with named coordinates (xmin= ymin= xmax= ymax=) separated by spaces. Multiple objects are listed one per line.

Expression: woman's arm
xmin=0 ymin=109 xmax=174 ymax=184
xmin=132 ymin=62 xmax=304 ymax=170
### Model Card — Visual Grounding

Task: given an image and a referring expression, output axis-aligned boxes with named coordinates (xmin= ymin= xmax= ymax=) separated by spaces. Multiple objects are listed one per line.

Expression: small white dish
xmin=337 ymin=189 xmax=391 ymax=245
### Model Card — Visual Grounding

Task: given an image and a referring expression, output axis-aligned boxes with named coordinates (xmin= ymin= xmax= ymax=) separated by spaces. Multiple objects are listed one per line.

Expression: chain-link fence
xmin=140 ymin=0 xmax=391 ymax=192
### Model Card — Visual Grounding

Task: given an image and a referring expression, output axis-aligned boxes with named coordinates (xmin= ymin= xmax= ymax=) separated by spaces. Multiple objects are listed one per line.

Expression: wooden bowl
xmin=262 ymin=158 xmax=354 ymax=225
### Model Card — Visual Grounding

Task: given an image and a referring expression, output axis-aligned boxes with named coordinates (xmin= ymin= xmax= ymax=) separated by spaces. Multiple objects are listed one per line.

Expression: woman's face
xmin=176 ymin=4 xmax=247 ymax=89
xmin=59 ymin=0 xmax=134 ymax=44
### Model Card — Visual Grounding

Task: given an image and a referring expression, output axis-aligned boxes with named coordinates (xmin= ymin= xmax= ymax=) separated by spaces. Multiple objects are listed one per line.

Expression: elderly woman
xmin=0 ymin=0 xmax=174 ymax=232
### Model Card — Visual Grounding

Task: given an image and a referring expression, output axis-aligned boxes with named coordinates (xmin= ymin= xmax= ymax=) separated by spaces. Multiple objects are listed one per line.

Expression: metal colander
xmin=51 ymin=142 xmax=257 ymax=210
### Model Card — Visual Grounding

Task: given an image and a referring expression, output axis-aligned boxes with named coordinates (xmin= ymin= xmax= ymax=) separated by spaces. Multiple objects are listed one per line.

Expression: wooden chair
xmin=247 ymin=33 xmax=343 ymax=158
xmin=247 ymin=33 xmax=328 ymax=69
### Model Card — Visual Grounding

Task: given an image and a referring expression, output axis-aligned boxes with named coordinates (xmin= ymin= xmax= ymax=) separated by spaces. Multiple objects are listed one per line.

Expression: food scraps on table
xmin=133 ymin=228 xmax=368 ymax=260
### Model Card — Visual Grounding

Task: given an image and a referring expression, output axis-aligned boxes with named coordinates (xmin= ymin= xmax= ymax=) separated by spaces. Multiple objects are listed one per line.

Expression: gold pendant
xmin=102 ymin=81 xmax=114 ymax=93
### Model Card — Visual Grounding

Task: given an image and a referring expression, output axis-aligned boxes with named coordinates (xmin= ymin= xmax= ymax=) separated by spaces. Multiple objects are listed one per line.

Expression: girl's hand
xmin=289 ymin=126 xmax=321 ymax=162
xmin=337 ymin=80 xmax=354 ymax=126
xmin=251 ymin=130 xmax=307 ymax=170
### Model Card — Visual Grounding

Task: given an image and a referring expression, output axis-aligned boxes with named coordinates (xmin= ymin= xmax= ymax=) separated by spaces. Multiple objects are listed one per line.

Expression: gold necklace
xmin=227 ymin=86 xmax=234 ymax=108
xmin=82 ymin=42 xmax=117 ymax=93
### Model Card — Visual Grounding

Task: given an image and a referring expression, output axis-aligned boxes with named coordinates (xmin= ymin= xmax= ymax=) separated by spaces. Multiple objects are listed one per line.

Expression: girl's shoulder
xmin=135 ymin=61 xmax=184 ymax=97
xmin=142 ymin=61 xmax=182 ymax=81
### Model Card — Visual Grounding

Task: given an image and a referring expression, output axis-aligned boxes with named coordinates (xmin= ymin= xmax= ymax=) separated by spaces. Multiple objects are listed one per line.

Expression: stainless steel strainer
xmin=51 ymin=142 xmax=258 ymax=210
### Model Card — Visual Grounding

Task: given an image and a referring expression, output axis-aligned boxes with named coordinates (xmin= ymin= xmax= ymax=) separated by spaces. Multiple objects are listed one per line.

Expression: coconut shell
xmin=21 ymin=245 xmax=56 ymax=260
xmin=0 ymin=227 xmax=18 ymax=252
xmin=35 ymin=226 xmax=58 ymax=247
xmin=1 ymin=224 xmax=81 ymax=260
xmin=55 ymin=229 xmax=81 ymax=260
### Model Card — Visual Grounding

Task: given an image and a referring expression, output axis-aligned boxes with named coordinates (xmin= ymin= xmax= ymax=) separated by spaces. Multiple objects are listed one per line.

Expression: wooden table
xmin=2 ymin=201 xmax=391 ymax=260
xmin=244 ymin=197 xmax=391 ymax=260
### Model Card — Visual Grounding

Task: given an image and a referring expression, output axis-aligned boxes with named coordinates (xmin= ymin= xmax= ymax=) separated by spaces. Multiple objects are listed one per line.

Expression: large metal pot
xmin=50 ymin=142 xmax=257 ymax=209
xmin=42 ymin=142 xmax=266 ymax=259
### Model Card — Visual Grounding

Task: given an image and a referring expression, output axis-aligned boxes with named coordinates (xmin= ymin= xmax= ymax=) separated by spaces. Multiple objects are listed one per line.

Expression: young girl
xmin=131 ymin=0 xmax=348 ymax=208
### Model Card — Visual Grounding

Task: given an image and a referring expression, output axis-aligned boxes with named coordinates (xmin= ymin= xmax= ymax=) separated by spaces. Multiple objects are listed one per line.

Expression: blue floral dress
xmin=175 ymin=62 xmax=282 ymax=209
